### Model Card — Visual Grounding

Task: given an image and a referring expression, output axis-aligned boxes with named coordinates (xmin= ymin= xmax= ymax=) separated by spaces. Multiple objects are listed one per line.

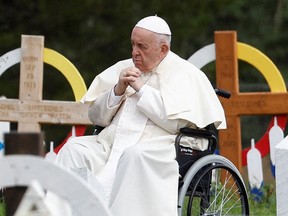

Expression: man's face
xmin=131 ymin=27 xmax=164 ymax=72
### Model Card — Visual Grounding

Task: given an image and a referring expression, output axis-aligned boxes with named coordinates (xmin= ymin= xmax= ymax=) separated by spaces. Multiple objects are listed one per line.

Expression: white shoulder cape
xmin=81 ymin=51 xmax=226 ymax=129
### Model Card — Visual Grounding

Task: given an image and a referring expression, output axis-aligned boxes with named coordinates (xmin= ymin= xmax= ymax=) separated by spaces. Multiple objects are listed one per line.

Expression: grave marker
xmin=4 ymin=132 xmax=45 ymax=216
xmin=215 ymin=31 xmax=288 ymax=171
xmin=276 ymin=135 xmax=288 ymax=215
xmin=0 ymin=155 xmax=112 ymax=216
xmin=0 ymin=35 xmax=90 ymax=133
xmin=0 ymin=35 xmax=91 ymax=214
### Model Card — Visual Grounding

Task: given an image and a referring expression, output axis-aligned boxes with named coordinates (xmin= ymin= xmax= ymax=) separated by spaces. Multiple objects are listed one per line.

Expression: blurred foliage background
xmin=0 ymin=0 xmax=287 ymax=158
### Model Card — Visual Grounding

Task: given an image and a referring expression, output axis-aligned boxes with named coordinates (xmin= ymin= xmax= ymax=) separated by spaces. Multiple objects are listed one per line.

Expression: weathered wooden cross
xmin=0 ymin=35 xmax=93 ymax=215
xmin=215 ymin=31 xmax=288 ymax=172
xmin=0 ymin=35 xmax=91 ymax=132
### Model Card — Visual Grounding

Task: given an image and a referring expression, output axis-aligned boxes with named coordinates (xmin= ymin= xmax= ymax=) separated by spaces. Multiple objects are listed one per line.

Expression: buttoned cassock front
xmin=55 ymin=51 xmax=226 ymax=216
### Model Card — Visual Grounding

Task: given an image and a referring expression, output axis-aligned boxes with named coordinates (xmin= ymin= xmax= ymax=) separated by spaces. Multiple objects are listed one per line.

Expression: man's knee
xmin=59 ymin=138 xmax=77 ymax=152
xmin=57 ymin=138 xmax=86 ymax=160
xmin=60 ymin=136 xmax=89 ymax=151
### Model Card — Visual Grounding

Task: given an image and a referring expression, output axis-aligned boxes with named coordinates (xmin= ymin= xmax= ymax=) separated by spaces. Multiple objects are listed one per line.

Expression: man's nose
xmin=132 ymin=47 xmax=139 ymax=56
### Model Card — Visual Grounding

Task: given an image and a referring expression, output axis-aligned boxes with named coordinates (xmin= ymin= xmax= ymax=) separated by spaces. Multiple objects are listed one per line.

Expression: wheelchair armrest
xmin=175 ymin=127 xmax=217 ymax=154
xmin=93 ymin=125 xmax=105 ymax=135
xmin=179 ymin=127 xmax=216 ymax=137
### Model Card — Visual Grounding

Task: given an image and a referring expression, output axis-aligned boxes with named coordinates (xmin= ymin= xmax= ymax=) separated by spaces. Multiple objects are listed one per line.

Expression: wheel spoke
xmin=182 ymin=164 xmax=249 ymax=215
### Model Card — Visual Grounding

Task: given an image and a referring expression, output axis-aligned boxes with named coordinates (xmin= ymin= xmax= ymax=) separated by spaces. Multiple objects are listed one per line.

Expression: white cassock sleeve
xmin=136 ymin=85 xmax=194 ymax=134
xmin=88 ymin=89 xmax=124 ymax=127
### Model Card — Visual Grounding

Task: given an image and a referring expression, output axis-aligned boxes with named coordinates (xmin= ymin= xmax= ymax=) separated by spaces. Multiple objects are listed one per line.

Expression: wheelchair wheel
xmin=178 ymin=155 xmax=249 ymax=216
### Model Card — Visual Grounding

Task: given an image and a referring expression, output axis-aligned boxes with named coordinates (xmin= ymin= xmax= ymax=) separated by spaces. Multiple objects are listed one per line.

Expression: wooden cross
xmin=0 ymin=35 xmax=91 ymax=132
xmin=0 ymin=35 xmax=92 ymax=215
xmin=215 ymin=31 xmax=288 ymax=171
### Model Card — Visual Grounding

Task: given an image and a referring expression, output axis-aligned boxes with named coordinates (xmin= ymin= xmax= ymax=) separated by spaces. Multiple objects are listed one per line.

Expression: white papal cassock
xmin=55 ymin=51 xmax=226 ymax=216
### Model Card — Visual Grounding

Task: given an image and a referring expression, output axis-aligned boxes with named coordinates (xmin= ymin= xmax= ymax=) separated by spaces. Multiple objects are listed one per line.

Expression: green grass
xmin=248 ymin=184 xmax=276 ymax=216
xmin=0 ymin=198 xmax=5 ymax=216
xmin=0 ymin=185 xmax=277 ymax=216
xmin=180 ymin=183 xmax=276 ymax=215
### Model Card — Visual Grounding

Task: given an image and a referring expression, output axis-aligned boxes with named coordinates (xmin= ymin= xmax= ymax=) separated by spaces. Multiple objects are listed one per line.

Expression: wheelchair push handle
xmin=214 ymin=88 xmax=231 ymax=99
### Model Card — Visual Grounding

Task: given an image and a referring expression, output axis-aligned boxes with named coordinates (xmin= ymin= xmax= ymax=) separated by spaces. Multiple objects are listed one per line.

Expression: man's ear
xmin=160 ymin=44 xmax=169 ymax=57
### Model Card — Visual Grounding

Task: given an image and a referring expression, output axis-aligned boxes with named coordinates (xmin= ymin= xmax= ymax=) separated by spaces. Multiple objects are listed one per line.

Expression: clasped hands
xmin=114 ymin=67 xmax=144 ymax=96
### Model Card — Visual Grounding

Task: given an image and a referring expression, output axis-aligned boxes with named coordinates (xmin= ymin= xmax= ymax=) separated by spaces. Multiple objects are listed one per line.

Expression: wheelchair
xmin=93 ymin=89 xmax=249 ymax=216
xmin=175 ymin=127 xmax=249 ymax=216
xmin=175 ymin=89 xmax=249 ymax=216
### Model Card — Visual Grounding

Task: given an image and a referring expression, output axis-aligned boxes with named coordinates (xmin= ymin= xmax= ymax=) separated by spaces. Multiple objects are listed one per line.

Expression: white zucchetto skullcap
xmin=135 ymin=16 xmax=172 ymax=35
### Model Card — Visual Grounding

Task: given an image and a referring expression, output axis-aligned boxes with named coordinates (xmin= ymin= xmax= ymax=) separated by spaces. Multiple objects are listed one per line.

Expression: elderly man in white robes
xmin=55 ymin=15 xmax=226 ymax=216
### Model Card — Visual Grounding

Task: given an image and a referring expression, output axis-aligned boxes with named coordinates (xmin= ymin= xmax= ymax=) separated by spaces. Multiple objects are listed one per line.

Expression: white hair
xmin=156 ymin=33 xmax=171 ymax=48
